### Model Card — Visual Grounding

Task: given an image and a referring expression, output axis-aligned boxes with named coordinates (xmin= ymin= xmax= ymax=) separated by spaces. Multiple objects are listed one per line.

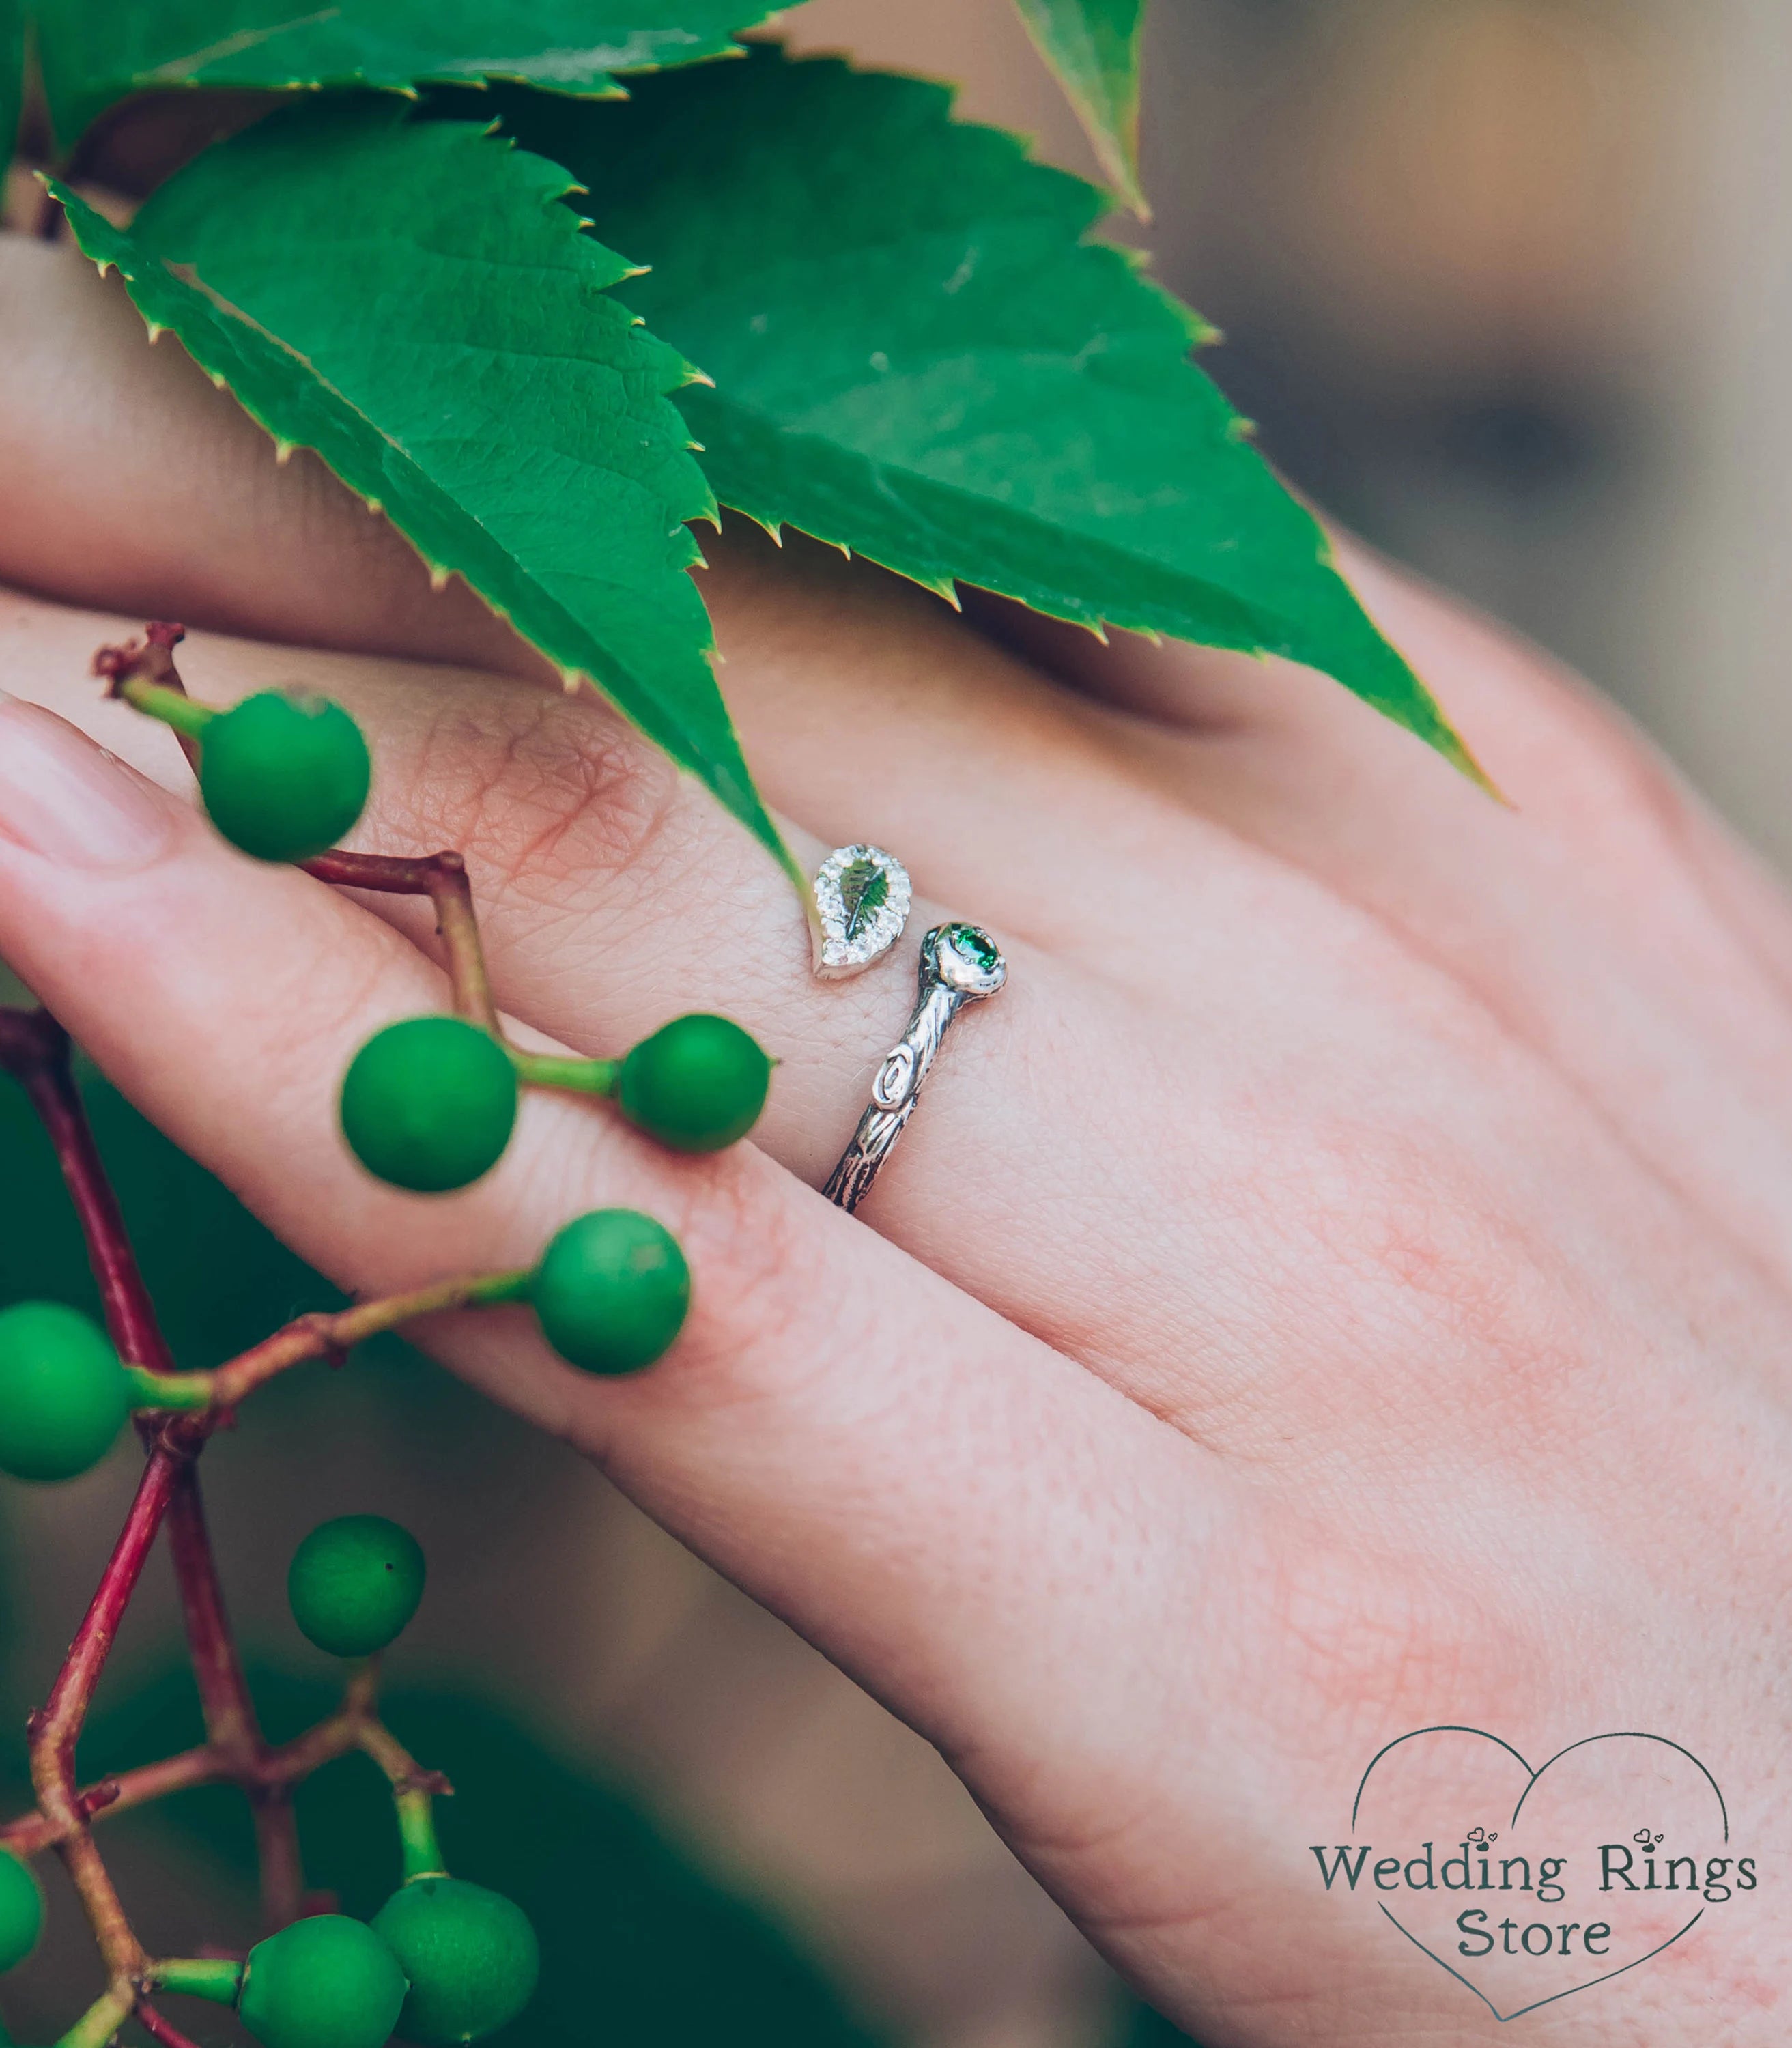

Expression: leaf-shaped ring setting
xmin=811 ymin=844 xmax=913 ymax=980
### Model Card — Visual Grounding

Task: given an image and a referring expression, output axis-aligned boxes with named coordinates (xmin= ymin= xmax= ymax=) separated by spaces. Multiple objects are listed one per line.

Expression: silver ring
xmin=824 ymin=922 xmax=1007 ymax=1213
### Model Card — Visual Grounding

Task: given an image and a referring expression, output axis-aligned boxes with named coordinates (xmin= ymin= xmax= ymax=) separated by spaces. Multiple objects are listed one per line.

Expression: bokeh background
xmin=5 ymin=0 xmax=1792 ymax=2040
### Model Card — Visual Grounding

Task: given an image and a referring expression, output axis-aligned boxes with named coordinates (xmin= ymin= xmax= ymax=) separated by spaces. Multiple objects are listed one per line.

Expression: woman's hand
xmin=2 ymin=231 xmax=1789 ymax=2047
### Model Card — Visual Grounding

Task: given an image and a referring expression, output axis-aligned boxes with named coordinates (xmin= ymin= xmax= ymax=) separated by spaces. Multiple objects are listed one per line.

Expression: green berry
xmin=287 ymin=1514 xmax=427 ymax=1659
xmin=616 ymin=1013 xmax=771 ymax=1152
xmin=238 ymin=1914 xmax=407 ymax=2048
xmin=339 ymin=1016 xmax=517 ymax=1194
xmin=0 ymin=1849 xmax=43 ymax=1973
xmin=532 ymin=1210 xmax=689 ymax=1376
xmin=199 ymin=692 xmax=371 ymax=864
xmin=0 ymin=1303 xmax=129 ymax=1484
xmin=373 ymin=1877 xmax=539 ymax=2045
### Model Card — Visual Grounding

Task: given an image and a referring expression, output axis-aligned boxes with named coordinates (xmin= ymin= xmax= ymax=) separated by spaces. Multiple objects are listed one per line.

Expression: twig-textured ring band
xmin=823 ymin=922 xmax=1007 ymax=1214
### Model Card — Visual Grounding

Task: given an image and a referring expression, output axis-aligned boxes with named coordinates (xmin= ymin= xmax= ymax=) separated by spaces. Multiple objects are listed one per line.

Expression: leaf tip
xmin=429 ymin=563 xmax=452 ymax=592
xmin=272 ymin=438 xmax=295 ymax=465
xmin=1440 ymin=724 xmax=1505 ymax=803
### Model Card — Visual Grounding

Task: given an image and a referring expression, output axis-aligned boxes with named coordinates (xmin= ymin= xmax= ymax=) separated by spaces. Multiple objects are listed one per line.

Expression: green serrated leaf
xmin=31 ymin=0 xmax=805 ymax=154
xmin=48 ymin=98 xmax=795 ymax=881
xmin=1012 ymin=0 xmax=1147 ymax=216
xmin=494 ymin=51 xmax=1481 ymax=782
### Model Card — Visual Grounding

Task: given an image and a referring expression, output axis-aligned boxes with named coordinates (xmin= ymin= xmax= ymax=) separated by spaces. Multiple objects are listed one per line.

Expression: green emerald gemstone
xmin=946 ymin=924 xmax=999 ymax=972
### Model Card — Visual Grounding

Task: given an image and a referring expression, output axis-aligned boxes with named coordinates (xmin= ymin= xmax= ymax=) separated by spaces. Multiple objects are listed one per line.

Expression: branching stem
xmin=304 ymin=847 xmax=501 ymax=1033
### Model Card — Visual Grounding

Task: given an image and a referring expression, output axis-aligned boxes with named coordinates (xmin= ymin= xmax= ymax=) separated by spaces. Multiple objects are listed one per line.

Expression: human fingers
xmin=0 ymin=692 xmax=1328 ymax=2043
xmin=2 ymin=590 xmax=1159 ymax=1351
xmin=16 ymin=585 xmax=1792 ymax=1462
xmin=19 ymin=707 xmax=1783 ymax=2048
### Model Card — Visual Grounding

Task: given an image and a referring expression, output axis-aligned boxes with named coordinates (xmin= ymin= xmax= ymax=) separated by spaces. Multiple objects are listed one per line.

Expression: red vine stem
xmin=0 ymin=1007 xmax=173 ymax=1374
xmin=135 ymin=2002 xmax=205 ymax=2048
xmin=1 ymin=1748 xmax=218 ymax=1858
xmin=26 ymin=1445 xmax=184 ymax=1978
xmin=98 ymin=623 xmax=501 ymax=1032
xmin=0 ymin=1005 xmax=307 ymax=1935
xmin=304 ymin=848 xmax=499 ymax=1034
xmin=166 ymin=1469 xmax=307 ymax=1931
xmin=203 ymin=1269 xmax=530 ymax=1413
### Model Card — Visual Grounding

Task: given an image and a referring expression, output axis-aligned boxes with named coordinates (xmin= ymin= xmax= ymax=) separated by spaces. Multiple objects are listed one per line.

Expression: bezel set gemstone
xmin=932 ymin=922 xmax=1006 ymax=995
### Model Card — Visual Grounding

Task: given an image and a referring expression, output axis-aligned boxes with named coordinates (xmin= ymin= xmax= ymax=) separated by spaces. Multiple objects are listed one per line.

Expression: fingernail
xmin=0 ymin=694 xmax=175 ymax=870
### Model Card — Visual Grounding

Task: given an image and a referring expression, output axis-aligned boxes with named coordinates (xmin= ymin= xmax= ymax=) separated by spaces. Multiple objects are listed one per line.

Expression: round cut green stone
xmin=946 ymin=924 xmax=1000 ymax=973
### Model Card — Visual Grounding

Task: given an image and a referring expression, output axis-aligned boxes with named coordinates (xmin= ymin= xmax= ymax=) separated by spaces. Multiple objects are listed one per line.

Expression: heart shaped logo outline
xmin=1351 ymin=1726 xmax=1728 ymax=2023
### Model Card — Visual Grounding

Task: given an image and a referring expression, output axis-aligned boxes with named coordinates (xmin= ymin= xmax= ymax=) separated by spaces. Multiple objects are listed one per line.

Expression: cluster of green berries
xmin=238 ymin=1882 xmax=538 ymax=2048
xmin=1 ymin=1854 xmax=535 ymax=2048
xmin=0 ymin=1516 xmax=537 ymax=2045
xmin=240 ymin=1516 xmax=539 ymax=2047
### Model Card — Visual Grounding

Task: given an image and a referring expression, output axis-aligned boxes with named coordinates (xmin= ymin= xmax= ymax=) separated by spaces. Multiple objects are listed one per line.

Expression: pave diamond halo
xmin=811 ymin=844 xmax=912 ymax=980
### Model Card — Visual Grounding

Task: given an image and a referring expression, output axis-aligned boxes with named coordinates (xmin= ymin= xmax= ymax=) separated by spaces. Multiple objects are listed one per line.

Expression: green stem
xmin=124 ymin=1366 xmax=215 ymax=1413
xmin=463 ymin=1270 xmax=534 ymax=1307
xmin=509 ymin=1049 xmax=621 ymax=1098
xmin=396 ymin=1787 xmax=448 ymax=1883
xmin=118 ymin=678 xmax=216 ymax=741
xmin=150 ymin=1957 xmax=244 ymax=2006
xmin=55 ymin=1989 xmax=134 ymax=2048
xmin=203 ymin=1266 xmax=534 ymax=1411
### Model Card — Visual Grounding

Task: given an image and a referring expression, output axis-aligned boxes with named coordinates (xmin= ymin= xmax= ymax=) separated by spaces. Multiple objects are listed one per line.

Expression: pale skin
xmin=1 ymin=227 xmax=1790 ymax=2045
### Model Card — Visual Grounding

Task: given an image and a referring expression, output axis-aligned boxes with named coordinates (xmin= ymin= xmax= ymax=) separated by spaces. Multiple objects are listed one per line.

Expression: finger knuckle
xmin=405 ymin=681 xmax=689 ymax=907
